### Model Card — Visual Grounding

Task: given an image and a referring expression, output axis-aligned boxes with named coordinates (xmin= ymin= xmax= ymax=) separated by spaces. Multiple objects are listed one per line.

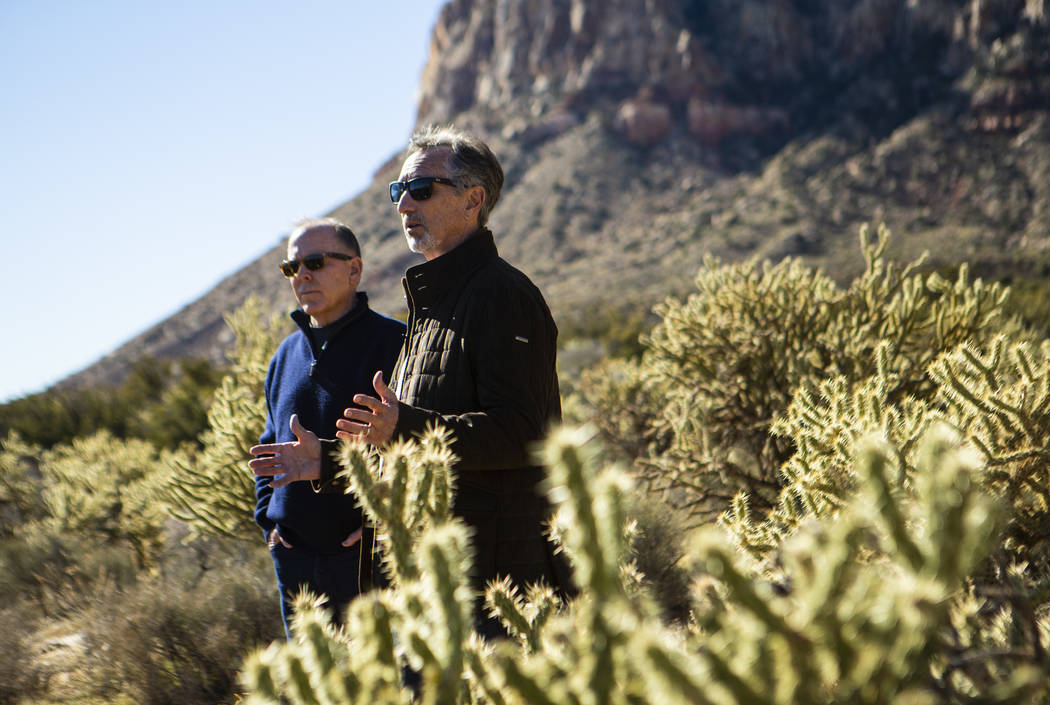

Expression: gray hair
xmin=408 ymin=125 xmax=504 ymax=228
xmin=290 ymin=217 xmax=361 ymax=257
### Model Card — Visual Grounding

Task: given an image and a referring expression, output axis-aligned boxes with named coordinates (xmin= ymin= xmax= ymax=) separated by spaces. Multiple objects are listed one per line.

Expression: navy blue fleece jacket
xmin=254 ymin=293 xmax=405 ymax=553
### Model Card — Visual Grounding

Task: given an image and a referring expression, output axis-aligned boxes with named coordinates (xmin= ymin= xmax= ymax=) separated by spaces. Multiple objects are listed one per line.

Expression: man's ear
xmin=349 ymin=256 xmax=363 ymax=280
xmin=464 ymin=185 xmax=485 ymax=219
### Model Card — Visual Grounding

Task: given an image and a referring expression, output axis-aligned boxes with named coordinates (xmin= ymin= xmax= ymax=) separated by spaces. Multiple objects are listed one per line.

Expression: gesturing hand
xmin=335 ymin=370 xmax=399 ymax=447
xmin=249 ymin=414 xmax=322 ymax=488
xmin=342 ymin=527 xmax=363 ymax=547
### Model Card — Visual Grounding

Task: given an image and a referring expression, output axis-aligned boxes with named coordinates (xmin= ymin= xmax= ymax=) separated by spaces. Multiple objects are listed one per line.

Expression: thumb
xmin=373 ymin=370 xmax=395 ymax=402
xmin=289 ymin=413 xmax=311 ymax=441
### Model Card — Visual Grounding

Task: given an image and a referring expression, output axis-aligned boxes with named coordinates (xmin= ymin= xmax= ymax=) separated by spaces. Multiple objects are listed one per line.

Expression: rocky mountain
xmin=67 ymin=0 xmax=1050 ymax=390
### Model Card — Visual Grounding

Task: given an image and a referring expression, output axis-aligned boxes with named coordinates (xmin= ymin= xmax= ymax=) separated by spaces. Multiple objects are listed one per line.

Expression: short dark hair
xmin=408 ymin=125 xmax=504 ymax=228
xmin=290 ymin=217 xmax=361 ymax=257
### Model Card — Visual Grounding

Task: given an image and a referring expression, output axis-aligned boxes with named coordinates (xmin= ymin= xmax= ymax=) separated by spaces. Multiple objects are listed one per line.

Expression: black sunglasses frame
xmin=389 ymin=176 xmax=458 ymax=204
xmin=279 ymin=251 xmax=356 ymax=278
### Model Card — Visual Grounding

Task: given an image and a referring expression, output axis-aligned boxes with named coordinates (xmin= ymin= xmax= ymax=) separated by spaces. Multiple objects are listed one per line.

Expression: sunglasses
xmin=389 ymin=176 xmax=457 ymax=203
xmin=279 ymin=252 xmax=356 ymax=278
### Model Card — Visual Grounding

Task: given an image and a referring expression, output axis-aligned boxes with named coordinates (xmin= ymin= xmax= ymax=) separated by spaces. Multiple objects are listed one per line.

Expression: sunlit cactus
xmin=578 ymin=224 xmax=1009 ymax=525
xmin=240 ymin=419 xmax=1050 ymax=704
xmin=164 ymin=296 xmax=287 ymax=541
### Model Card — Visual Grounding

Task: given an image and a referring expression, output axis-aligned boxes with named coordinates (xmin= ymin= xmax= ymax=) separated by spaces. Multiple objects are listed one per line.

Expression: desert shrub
xmin=240 ymin=425 xmax=1050 ymax=705
xmin=129 ymin=357 xmax=225 ymax=449
xmin=31 ymin=430 xmax=169 ymax=570
xmin=621 ymin=486 xmax=692 ymax=624
xmin=0 ymin=433 xmax=44 ymax=535
xmin=557 ymin=299 xmax=655 ymax=361
xmin=0 ymin=530 xmax=140 ymax=621
xmin=80 ymin=542 xmax=281 ymax=705
xmin=0 ymin=606 xmax=42 ymax=704
xmin=165 ymin=296 xmax=288 ymax=541
xmin=1001 ymin=276 xmax=1050 ymax=337
xmin=0 ymin=356 xmax=223 ymax=451
xmin=576 ymin=224 xmax=1011 ymax=523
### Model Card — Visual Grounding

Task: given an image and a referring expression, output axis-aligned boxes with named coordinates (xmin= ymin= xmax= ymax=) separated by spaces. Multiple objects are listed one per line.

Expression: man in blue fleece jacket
xmin=253 ymin=217 xmax=404 ymax=636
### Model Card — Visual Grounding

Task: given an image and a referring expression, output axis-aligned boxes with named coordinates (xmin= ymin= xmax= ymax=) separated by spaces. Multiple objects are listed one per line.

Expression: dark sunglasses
xmin=389 ymin=176 xmax=457 ymax=203
xmin=279 ymin=252 xmax=356 ymax=277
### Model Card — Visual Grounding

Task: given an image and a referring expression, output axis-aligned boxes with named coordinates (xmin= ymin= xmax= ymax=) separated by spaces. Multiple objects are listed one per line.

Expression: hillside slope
xmin=66 ymin=0 xmax=1050 ymax=390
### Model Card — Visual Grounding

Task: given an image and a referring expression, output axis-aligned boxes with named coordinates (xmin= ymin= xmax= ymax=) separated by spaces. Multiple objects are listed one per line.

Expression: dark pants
xmin=269 ymin=539 xmax=364 ymax=639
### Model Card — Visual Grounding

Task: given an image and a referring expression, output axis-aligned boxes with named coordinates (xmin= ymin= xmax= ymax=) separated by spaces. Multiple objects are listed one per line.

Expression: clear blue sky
xmin=0 ymin=1 xmax=447 ymax=402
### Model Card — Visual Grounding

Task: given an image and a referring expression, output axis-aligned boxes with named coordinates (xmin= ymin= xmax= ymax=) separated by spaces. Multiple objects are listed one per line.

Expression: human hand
xmin=342 ymin=527 xmax=363 ymax=547
xmin=249 ymin=414 xmax=322 ymax=487
xmin=335 ymin=371 xmax=399 ymax=446
xmin=267 ymin=527 xmax=293 ymax=549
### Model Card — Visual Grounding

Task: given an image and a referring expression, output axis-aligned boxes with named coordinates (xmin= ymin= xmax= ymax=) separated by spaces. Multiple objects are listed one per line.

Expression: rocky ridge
xmin=65 ymin=0 xmax=1050 ymax=391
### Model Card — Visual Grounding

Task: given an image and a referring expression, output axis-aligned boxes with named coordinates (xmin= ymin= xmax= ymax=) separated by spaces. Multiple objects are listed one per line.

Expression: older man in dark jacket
xmin=346 ymin=125 xmax=569 ymax=602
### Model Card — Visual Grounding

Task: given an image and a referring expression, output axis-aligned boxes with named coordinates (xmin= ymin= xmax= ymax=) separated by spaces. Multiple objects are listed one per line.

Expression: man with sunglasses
xmin=251 ymin=217 xmax=405 ymax=637
xmin=252 ymin=126 xmax=571 ymax=636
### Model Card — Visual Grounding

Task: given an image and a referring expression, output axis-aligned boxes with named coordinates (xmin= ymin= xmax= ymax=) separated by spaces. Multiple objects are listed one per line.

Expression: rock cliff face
xmin=64 ymin=0 xmax=1050 ymax=392
xmin=417 ymin=0 xmax=1048 ymax=148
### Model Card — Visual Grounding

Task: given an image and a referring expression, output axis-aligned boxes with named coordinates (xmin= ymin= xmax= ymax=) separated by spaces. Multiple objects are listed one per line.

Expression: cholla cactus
xmin=241 ymin=421 xmax=1050 ymax=704
xmin=36 ymin=430 xmax=167 ymax=569
xmin=336 ymin=423 xmax=458 ymax=585
xmin=931 ymin=337 xmax=1050 ymax=565
xmin=164 ymin=296 xmax=287 ymax=540
xmin=580 ymin=224 xmax=1009 ymax=524
xmin=241 ymin=429 xmax=481 ymax=705
xmin=724 ymin=343 xmax=935 ymax=565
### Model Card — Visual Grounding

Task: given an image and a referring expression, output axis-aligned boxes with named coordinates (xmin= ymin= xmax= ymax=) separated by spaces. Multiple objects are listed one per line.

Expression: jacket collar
xmin=291 ymin=291 xmax=370 ymax=340
xmin=403 ymin=228 xmax=498 ymax=310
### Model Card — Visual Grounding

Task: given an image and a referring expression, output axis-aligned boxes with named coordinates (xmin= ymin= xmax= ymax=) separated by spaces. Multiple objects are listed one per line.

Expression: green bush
xmin=0 ymin=356 xmax=223 ymax=451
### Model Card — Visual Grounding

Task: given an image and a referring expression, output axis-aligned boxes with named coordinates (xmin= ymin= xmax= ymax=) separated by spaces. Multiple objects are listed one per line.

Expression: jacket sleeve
xmin=394 ymin=281 xmax=559 ymax=471
xmin=314 ymin=439 xmax=348 ymax=493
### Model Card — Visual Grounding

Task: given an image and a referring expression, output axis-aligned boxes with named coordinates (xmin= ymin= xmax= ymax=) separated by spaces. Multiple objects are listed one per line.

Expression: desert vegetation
xmin=3 ymin=226 xmax=1050 ymax=703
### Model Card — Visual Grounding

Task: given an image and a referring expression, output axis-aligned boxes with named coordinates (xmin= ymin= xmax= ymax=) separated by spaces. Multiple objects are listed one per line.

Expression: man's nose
xmin=397 ymin=192 xmax=415 ymax=214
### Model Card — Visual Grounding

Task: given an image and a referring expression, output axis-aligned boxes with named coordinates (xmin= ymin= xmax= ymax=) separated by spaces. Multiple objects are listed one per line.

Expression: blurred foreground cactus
xmin=241 ymin=422 xmax=1050 ymax=704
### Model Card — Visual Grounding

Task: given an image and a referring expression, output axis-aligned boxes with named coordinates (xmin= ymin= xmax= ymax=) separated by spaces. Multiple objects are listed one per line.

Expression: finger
xmin=373 ymin=370 xmax=395 ymax=402
xmin=342 ymin=527 xmax=363 ymax=547
xmin=249 ymin=444 xmax=281 ymax=457
xmin=289 ymin=413 xmax=319 ymax=443
xmin=350 ymin=394 xmax=385 ymax=414
xmin=344 ymin=405 xmax=380 ymax=423
xmin=335 ymin=418 xmax=372 ymax=435
xmin=250 ymin=458 xmax=285 ymax=474
xmin=268 ymin=474 xmax=295 ymax=489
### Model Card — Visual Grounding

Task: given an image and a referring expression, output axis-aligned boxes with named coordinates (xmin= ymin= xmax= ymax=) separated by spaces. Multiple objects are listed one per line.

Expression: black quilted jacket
xmin=392 ymin=228 xmax=569 ymax=593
